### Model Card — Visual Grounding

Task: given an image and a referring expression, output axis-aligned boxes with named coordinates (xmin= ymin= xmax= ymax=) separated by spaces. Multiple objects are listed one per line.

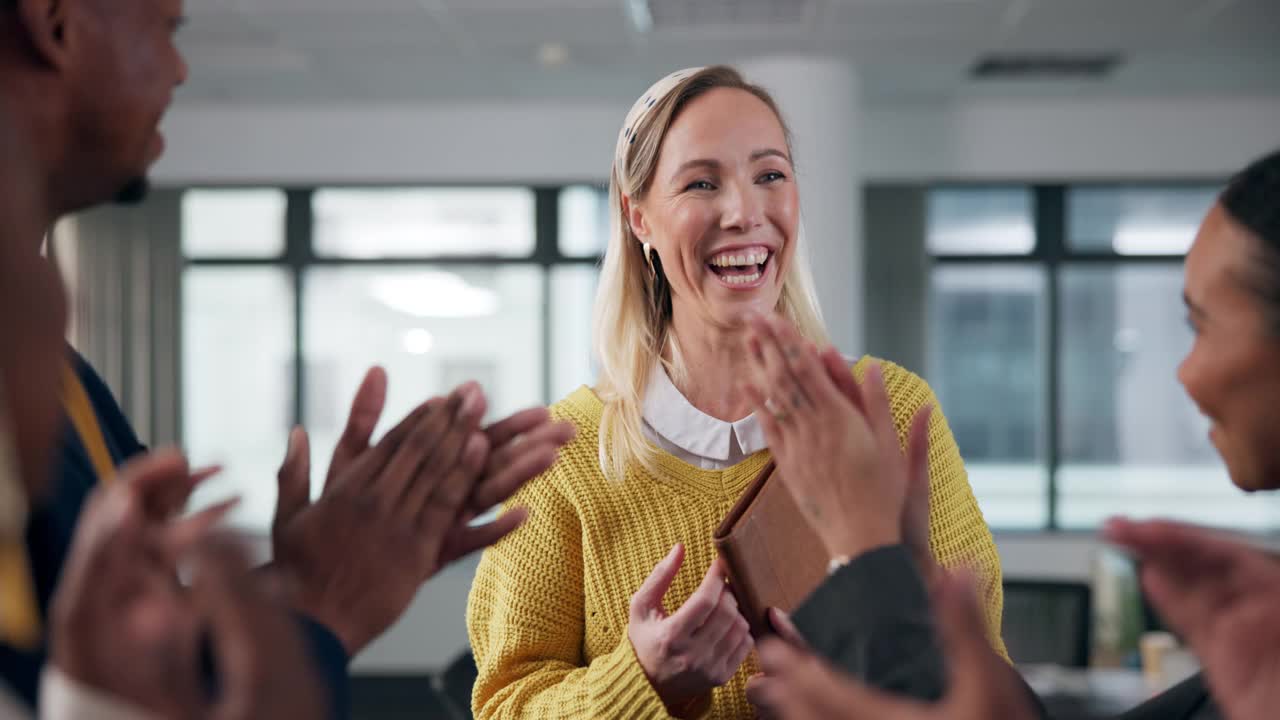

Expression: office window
xmin=927 ymin=188 xmax=1036 ymax=256
xmin=549 ymin=265 xmax=600 ymax=402
xmin=182 ymin=189 xmax=286 ymax=258
xmin=182 ymin=182 xmax=1260 ymax=532
xmin=182 ymin=267 xmax=294 ymax=530
xmin=181 ymin=187 xmax=601 ymax=529
xmin=1055 ymin=266 xmax=1277 ymax=528
xmin=558 ymin=185 xmax=610 ymax=258
xmin=302 ymin=266 xmax=545 ymax=483
xmin=551 ymin=186 xmax=606 ymax=400
xmin=313 ymin=188 xmax=535 ymax=258
xmin=929 ymin=265 xmax=1048 ymax=529
xmin=929 ymin=183 xmax=1280 ymax=530
xmin=1067 ymin=187 xmax=1218 ymax=255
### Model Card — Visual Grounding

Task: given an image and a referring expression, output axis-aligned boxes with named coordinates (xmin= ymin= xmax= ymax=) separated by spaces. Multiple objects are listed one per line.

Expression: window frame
xmin=185 ymin=179 xmax=1229 ymax=532
xmin=182 ymin=183 xmax=608 ymax=438
xmin=929 ymin=181 xmax=1223 ymax=530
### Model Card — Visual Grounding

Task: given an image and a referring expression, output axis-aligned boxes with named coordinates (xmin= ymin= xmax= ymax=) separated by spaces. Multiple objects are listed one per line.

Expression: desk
xmin=1019 ymin=666 xmax=1178 ymax=720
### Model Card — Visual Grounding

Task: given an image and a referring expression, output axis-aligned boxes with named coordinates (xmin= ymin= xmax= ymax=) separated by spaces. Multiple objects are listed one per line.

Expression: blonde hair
xmin=593 ymin=65 xmax=829 ymax=482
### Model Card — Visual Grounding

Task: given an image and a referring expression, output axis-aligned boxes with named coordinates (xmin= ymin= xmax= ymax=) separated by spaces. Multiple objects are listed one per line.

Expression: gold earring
xmin=643 ymin=242 xmax=657 ymax=278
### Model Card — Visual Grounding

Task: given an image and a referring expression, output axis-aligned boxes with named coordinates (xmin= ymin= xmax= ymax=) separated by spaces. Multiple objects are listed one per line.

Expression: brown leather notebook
xmin=713 ymin=462 xmax=829 ymax=638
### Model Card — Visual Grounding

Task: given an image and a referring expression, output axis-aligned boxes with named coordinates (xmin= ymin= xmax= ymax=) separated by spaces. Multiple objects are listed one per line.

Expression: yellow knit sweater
xmin=467 ymin=358 xmax=1006 ymax=719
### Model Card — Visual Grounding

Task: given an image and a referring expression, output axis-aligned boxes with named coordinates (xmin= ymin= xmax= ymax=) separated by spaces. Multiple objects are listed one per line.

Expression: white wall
xmin=155 ymin=102 xmax=620 ymax=185
xmin=156 ymin=95 xmax=1280 ymax=185
xmin=158 ymin=92 xmax=1280 ymax=672
xmin=861 ymin=96 xmax=1280 ymax=181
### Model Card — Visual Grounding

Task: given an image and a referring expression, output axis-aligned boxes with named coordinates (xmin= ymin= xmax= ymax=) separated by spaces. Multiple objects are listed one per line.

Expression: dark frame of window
xmin=182 ymin=183 xmax=607 ymax=440
xmin=185 ymin=179 xmax=1224 ymax=532
xmin=931 ymin=181 xmax=1222 ymax=530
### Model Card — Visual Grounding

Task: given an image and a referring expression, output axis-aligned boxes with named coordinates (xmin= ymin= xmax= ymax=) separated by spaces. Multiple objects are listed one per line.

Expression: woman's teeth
xmin=722 ymin=271 xmax=762 ymax=285
xmin=709 ymin=250 xmax=769 ymax=268
xmin=707 ymin=248 xmax=770 ymax=286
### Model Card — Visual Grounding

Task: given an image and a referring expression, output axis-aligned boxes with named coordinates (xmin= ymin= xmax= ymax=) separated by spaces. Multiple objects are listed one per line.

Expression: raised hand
xmin=49 ymin=451 xmax=233 ymax=717
xmin=628 ymin=544 xmax=754 ymax=718
xmin=1105 ymin=517 xmax=1280 ymax=720
xmin=741 ymin=313 xmax=933 ymax=567
xmin=815 ymin=344 xmax=939 ymax=585
xmin=272 ymin=369 xmax=574 ymax=655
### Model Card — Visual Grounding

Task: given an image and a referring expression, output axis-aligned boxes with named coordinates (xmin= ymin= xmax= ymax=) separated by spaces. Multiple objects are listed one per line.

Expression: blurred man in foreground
xmin=0 ymin=0 xmax=574 ymax=715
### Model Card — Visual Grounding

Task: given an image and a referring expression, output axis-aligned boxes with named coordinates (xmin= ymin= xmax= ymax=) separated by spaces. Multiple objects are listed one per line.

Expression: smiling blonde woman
xmin=466 ymin=65 xmax=1006 ymax=720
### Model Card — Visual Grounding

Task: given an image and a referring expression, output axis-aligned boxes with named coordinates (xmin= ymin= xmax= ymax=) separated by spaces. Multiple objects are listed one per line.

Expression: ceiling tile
xmin=435 ymin=0 xmax=620 ymax=8
xmin=825 ymin=0 xmax=1008 ymax=29
xmin=450 ymin=5 xmax=632 ymax=44
xmin=228 ymin=0 xmax=430 ymax=11
xmin=168 ymin=0 xmax=1280 ymax=104
xmin=1194 ymin=0 xmax=1280 ymax=48
xmin=1015 ymin=0 xmax=1208 ymax=28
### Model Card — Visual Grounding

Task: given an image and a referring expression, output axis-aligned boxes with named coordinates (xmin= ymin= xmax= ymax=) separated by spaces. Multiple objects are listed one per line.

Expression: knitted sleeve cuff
xmin=587 ymin=630 xmax=679 ymax=720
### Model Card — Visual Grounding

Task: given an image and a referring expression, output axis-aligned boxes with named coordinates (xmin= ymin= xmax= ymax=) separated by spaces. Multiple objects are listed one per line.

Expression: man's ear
xmin=622 ymin=194 xmax=650 ymax=241
xmin=14 ymin=0 xmax=73 ymax=70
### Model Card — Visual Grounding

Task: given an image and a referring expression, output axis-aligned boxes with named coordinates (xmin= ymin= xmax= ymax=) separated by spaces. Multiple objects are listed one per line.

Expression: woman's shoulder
xmin=525 ymin=387 xmax=607 ymax=495
xmin=848 ymin=355 xmax=940 ymax=416
xmin=849 ymin=355 xmax=932 ymax=391
xmin=547 ymin=387 xmax=606 ymax=457
xmin=548 ymin=385 xmax=604 ymax=426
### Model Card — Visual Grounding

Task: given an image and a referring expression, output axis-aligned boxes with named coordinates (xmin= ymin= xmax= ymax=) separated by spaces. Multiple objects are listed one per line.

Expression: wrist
xmin=292 ymin=597 xmax=366 ymax=656
xmin=48 ymin=614 xmax=93 ymax=689
xmin=633 ymin=647 xmax=707 ymax=718
xmin=820 ymin=523 xmax=901 ymax=563
xmin=271 ymin=564 xmax=367 ymax=656
xmin=658 ymin=688 xmax=710 ymax=719
xmin=636 ymin=658 xmax=697 ymax=713
xmin=50 ymin=648 xmax=93 ymax=691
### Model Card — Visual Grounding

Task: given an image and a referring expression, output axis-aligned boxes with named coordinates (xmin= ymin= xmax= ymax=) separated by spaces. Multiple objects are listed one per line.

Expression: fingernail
xmin=461 ymin=387 xmax=481 ymax=415
xmin=285 ymin=426 xmax=300 ymax=459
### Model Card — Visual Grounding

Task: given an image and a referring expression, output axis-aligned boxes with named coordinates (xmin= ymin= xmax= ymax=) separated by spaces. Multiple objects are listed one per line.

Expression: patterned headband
xmin=613 ymin=67 xmax=706 ymax=181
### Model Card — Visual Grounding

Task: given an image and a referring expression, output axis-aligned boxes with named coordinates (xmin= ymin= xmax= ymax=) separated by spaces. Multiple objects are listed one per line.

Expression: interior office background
xmin=48 ymin=0 xmax=1280 ymax=690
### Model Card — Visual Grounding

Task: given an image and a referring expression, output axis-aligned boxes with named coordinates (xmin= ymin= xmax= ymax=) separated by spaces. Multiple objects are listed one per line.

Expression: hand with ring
xmin=741 ymin=313 xmax=934 ymax=565
xmin=762 ymin=397 xmax=789 ymax=424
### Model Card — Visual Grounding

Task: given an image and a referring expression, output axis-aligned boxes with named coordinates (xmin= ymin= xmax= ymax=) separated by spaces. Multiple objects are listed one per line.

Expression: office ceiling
xmin=178 ymin=0 xmax=1280 ymax=103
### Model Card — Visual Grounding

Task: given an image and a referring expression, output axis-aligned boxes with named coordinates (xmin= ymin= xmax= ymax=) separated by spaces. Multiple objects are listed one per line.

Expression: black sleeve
xmin=792 ymin=544 xmax=1049 ymax=719
xmin=297 ymin=615 xmax=351 ymax=720
xmin=1115 ymin=673 xmax=1211 ymax=720
xmin=792 ymin=544 xmax=946 ymax=700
